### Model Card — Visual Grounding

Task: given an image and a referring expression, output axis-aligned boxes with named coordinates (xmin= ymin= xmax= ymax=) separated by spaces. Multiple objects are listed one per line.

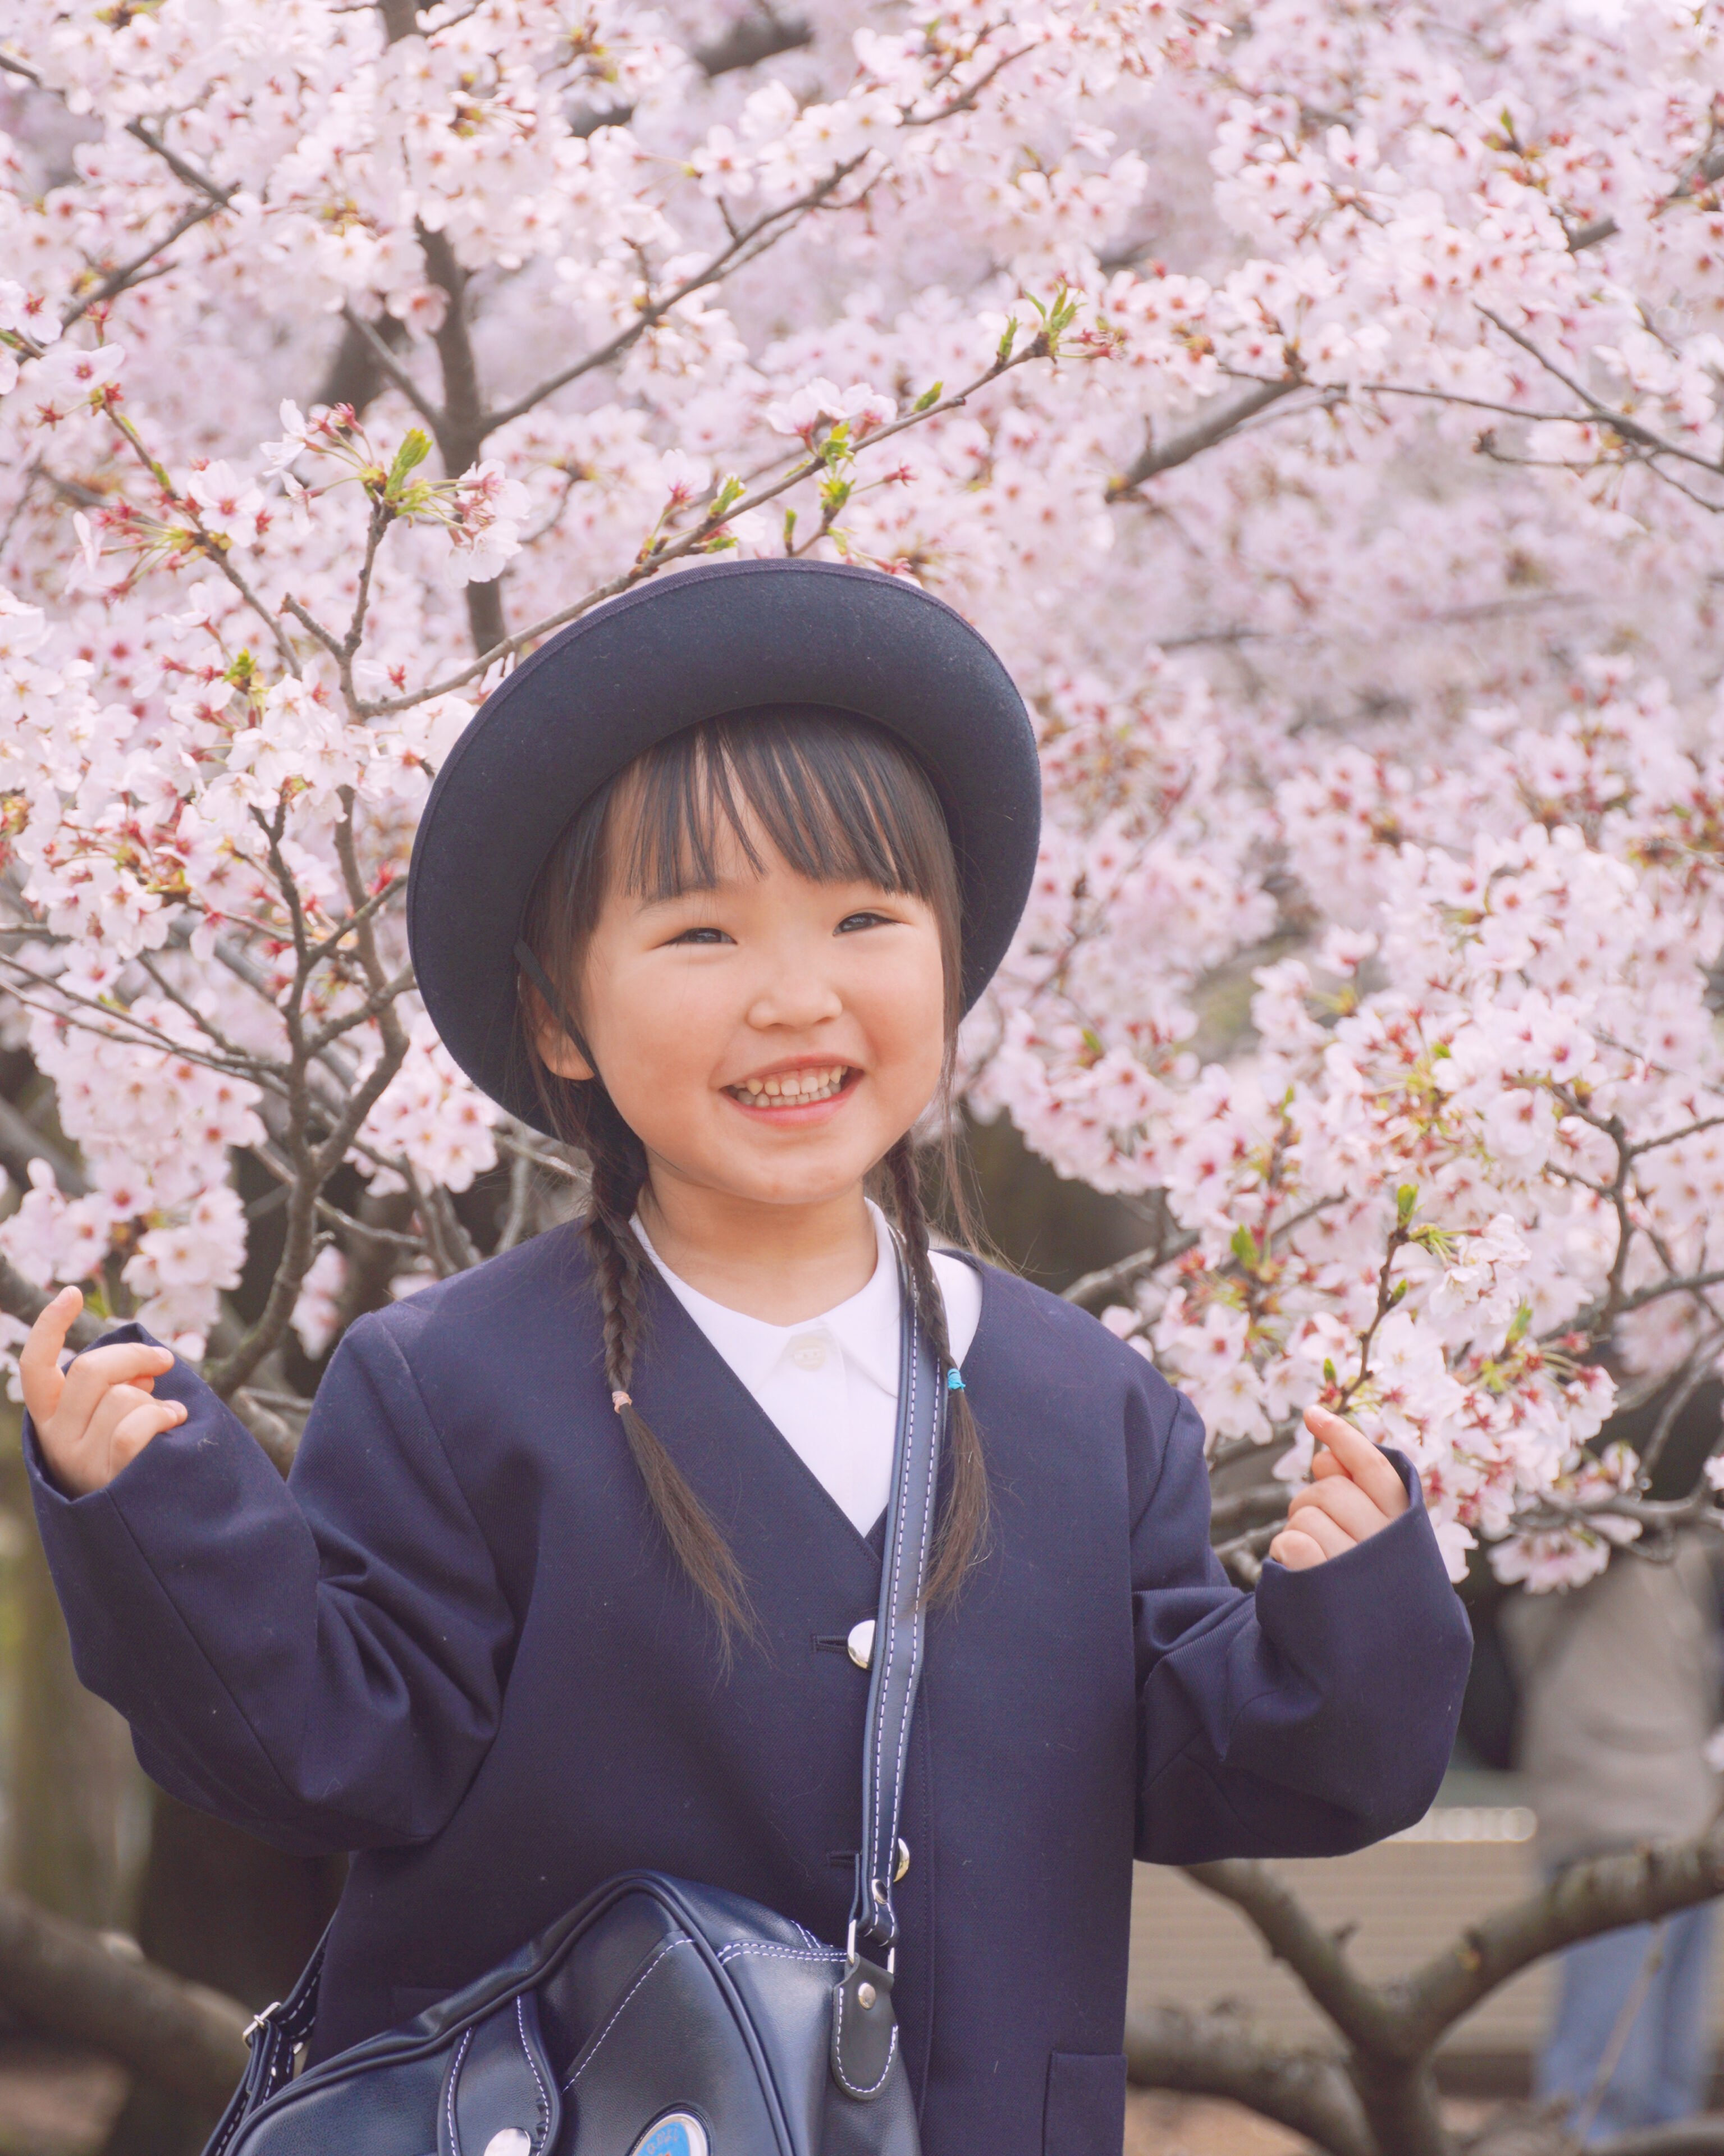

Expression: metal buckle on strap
xmin=844 ymin=1916 xmax=896 ymax=1977
xmin=243 ymin=2000 xmax=283 ymax=2044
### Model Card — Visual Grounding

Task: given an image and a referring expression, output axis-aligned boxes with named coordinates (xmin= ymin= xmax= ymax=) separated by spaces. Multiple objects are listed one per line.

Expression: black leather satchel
xmin=202 ymin=1275 xmax=943 ymax=2156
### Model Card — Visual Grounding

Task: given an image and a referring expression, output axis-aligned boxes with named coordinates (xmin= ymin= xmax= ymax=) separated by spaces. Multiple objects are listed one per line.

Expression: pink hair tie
xmin=611 ymin=1389 xmax=632 ymax=1414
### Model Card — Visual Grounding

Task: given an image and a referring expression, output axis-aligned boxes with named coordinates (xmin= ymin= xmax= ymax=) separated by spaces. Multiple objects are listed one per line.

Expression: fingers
xmin=1268 ymin=1527 xmax=1329 ymax=1571
xmin=1288 ymin=1477 xmax=1392 ymax=1544
xmin=56 ymin=1341 xmax=176 ymax=1436
xmin=49 ymin=1383 xmax=186 ymax=1497
xmin=86 ymin=1378 xmax=185 ymax=1459
xmin=1304 ymin=1405 xmax=1408 ymax=1518
xmin=107 ymin=1395 xmax=189 ymax=1476
xmin=17 ymin=1286 xmax=82 ymax=1427
xmin=1281 ymin=1503 xmax=1355 ymax=1561
xmin=1270 ymin=1413 xmax=1411 ymax=1573
xmin=22 ymin=1314 xmax=180 ymax=1499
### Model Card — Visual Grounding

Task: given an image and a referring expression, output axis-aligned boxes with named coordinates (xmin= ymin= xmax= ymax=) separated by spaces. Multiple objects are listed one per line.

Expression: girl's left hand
xmin=1268 ymin=1405 xmax=1409 ymax=1570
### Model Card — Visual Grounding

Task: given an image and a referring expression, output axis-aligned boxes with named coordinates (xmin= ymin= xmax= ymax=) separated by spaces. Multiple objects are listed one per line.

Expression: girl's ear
xmin=538 ymin=1021 xmax=596 ymax=1084
xmin=521 ymin=970 xmax=597 ymax=1083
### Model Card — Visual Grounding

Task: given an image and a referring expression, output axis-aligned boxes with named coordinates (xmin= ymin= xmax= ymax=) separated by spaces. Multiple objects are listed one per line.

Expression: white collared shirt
xmin=633 ymin=1201 xmax=982 ymax=1535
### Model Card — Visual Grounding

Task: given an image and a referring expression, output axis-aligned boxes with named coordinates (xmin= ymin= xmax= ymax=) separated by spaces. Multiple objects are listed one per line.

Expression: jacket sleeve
xmin=1133 ymin=1381 xmax=1473 ymax=1862
xmin=24 ymin=1314 xmax=514 ymax=1857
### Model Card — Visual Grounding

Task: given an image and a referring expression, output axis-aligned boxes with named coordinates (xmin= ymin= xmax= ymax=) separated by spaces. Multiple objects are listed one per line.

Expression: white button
xmin=847 ymin=1619 xmax=875 ymax=1668
xmin=484 ymin=2134 xmax=531 ymax=2156
xmin=786 ymin=1334 xmax=828 ymax=1371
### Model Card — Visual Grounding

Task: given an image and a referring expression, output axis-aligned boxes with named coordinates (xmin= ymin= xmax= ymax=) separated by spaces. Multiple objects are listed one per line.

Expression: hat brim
xmin=406 ymin=558 xmax=1041 ymax=1133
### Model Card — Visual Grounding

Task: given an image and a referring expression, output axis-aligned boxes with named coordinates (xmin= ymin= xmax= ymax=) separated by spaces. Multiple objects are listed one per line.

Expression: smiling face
xmin=519 ymin=705 xmax=961 ymax=1228
xmin=539 ymin=821 xmax=948 ymax=1214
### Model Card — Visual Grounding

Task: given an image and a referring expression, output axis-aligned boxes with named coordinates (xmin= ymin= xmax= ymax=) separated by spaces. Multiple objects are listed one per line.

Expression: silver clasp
xmin=843 ymin=1916 xmax=895 ymax=1976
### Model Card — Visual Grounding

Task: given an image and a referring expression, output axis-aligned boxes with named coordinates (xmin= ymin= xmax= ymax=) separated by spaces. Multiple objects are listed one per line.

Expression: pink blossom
xmin=4 ymin=0 xmax=1724 ymax=1589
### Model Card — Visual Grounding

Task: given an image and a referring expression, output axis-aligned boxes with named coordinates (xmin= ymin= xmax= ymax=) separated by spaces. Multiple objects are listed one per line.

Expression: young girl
xmin=20 ymin=560 xmax=1470 ymax=2156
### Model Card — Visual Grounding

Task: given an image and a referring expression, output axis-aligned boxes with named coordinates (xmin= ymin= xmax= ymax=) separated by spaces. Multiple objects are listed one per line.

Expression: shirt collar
xmin=633 ymin=1201 xmax=904 ymax=1399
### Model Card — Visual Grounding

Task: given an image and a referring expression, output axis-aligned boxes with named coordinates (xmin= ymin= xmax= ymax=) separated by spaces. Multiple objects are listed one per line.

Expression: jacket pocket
xmin=1044 ymin=2050 xmax=1127 ymax=2155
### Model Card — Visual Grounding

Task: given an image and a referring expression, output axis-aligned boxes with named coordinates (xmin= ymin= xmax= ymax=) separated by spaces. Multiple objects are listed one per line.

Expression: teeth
xmin=734 ymin=1065 xmax=849 ymax=1106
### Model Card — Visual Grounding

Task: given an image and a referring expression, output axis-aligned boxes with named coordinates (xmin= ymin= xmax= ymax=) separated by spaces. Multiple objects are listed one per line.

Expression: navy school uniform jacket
xmin=25 ymin=1228 xmax=1471 ymax=2155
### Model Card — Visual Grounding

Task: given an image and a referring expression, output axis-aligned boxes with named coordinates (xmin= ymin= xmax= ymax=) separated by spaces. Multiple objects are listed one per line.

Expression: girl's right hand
xmin=19 ymin=1287 xmax=188 ymax=1497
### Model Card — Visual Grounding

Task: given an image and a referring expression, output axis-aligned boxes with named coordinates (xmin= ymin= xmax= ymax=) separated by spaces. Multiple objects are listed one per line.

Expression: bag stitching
xmin=831 ymin=1982 xmax=899 ymax=2100
xmin=515 ymin=1997 xmax=550 ymax=2149
xmin=445 ymin=2027 xmax=473 ymax=2155
xmin=868 ymin=1304 xmax=915 ymax=1934
xmin=715 ymin=1943 xmax=842 ymax=1965
xmin=868 ymin=1296 xmax=936 ymax=1948
xmin=886 ymin=1332 xmax=938 ymax=1923
xmin=560 ymin=1937 xmax=691 ymax=2093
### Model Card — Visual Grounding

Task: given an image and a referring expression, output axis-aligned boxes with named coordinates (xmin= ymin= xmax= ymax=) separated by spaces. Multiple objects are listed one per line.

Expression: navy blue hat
xmin=407 ymin=557 xmax=1041 ymax=1130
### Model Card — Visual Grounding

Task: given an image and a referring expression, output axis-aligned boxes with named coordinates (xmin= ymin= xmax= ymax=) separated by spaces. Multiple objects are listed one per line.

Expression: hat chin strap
xmin=514 ymin=939 xmax=600 ymax=1080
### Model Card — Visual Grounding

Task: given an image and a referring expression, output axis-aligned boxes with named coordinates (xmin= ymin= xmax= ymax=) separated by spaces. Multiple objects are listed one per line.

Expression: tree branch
xmin=0 ymin=1888 xmax=248 ymax=2108
xmin=1390 ymin=1825 xmax=1724 ymax=2057
xmin=0 ymin=1093 xmax=88 ymax=1196
xmin=358 ymin=331 xmax=1059 ymax=716
xmin=693 ymin=11 xmax=812 ymax=76
xmin=1124 ymin=2006 xmax=1372 ymax=2156
xmin=479 ymin=157 xmax=866 ymax=436
xmin=1208 ymin=1484 xmax=1294 ymax=1537
xmin=414 ymin=224 xmax=503 ymax=654
xmin=569 ymin=9 xmax=810 ymax=130
xmin=1184 ymin=1859 xmax=1405 ymax=2055
xmin=1062 ymin=1227 xmax=1198 ymax=1308
xmin=60 ymin=195 xmax=231 ymax=330
xmin=121 ymin=120 xmax=233 ymax=208
xmin=1476 ymin=306 xmax=1718 ymax=476
xmin=335 ymin=305 xmax=442 ymax=429
xmin=0 ymin=1254 xmax=107 ymax=1351
xmin=1568 ymin=145 xmax=1724 ymax=253
xmin=1108 ymin=376 xmax=1306 ymax=499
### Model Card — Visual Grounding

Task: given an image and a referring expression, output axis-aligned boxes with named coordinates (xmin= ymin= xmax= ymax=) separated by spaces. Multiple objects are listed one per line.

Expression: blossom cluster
xmin=3 ymin=0 xmax=1724 ymax=1584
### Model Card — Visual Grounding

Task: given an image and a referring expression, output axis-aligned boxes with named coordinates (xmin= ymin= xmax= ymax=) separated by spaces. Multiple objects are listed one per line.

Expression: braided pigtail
xmin=570 ymin=1084 xmax=756 ymax=1653
xmin=886 ymin=1135 xmax=990 ymax=1605
xmin=516 ymin=701 xmax=987 ymax=1639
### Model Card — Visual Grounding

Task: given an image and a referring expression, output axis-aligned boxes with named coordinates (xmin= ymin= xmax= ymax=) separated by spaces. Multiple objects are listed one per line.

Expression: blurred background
xmin=0 ymin=1112 xmax=1715 ymax=2156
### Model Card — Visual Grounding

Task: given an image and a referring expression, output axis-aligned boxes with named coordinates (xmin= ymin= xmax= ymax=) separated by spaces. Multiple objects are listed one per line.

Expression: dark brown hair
xmin=517 ymin=705 xmax=988 ymax=1647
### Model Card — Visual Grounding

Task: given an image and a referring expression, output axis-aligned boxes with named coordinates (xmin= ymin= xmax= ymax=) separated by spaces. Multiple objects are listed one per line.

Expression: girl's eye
xmin=836 ymin=911 xmax=893 ymax=934
xmin=668 ymin=926 xmax=733 ymax=947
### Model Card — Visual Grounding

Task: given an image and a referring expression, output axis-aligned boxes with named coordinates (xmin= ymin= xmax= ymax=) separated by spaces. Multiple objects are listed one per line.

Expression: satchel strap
xmin=848 ymin=1264 xmax=945 ymax=1968
xmin=203 ymin=1257 xmax=949 ymax=2156
xmin=202 ymin=1926 xmax=328 ymax=2156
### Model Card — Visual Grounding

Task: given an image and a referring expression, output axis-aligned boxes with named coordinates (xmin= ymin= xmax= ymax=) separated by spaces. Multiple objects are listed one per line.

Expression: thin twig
xmin=478 ymin=156 xmax=870 ymax=435
xmin=61 ymin=197 xmax=231 ymax=330
xmin=1108 ymin=376 xmax=1305 ymax=499
xmin=1062 ymin=1228 xmax=1197 ymax=1307
xmin=356 ymin=333 xmax=1061 ymax=716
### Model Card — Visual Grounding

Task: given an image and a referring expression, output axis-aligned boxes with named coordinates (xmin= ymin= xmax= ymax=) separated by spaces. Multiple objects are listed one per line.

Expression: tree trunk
xmin=1350 ymin=2053 xmax=1452 ymax=2156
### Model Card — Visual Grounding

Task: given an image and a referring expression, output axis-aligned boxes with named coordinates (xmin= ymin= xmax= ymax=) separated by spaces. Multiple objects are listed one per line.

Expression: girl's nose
xmin=745 ymin=970 xmax=844 ymax=1032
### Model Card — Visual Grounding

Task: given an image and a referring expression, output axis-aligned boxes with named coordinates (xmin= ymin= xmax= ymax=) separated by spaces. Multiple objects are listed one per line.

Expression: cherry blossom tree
xmin=7 ymin=0 xmax=1724 ymax=2148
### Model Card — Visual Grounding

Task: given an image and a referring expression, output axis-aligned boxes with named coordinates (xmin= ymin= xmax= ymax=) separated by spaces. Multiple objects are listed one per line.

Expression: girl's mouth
xmin=726 ymin=1063 xmax=856 ymax=1110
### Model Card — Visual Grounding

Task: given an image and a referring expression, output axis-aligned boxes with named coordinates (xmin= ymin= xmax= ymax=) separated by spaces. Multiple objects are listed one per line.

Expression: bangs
xmin=612 ymin=706 xmax=954 ymax=912
xmin=518 ymin=703 xmax=966 ymax=1063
